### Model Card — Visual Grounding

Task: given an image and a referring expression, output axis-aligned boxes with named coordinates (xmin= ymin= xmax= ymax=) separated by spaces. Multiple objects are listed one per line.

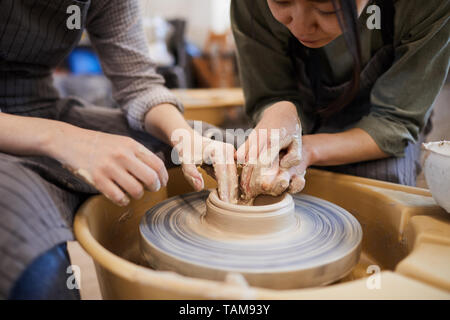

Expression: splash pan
xmin=74 ymin=168 xmax=450 ymax=299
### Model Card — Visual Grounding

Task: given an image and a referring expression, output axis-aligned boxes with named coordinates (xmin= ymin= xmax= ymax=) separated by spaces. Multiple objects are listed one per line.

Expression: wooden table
xmin=171 ymin=88 xmax=245 ymax=126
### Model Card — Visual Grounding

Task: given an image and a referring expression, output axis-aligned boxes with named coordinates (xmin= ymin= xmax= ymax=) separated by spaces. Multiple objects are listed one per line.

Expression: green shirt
xmin=231 ymin=0 xmax=450 ymax=157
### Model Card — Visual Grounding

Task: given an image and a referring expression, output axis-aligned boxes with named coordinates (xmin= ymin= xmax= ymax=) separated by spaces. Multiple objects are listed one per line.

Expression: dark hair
xmin=317 ymin=0 xmax=362 ymax=117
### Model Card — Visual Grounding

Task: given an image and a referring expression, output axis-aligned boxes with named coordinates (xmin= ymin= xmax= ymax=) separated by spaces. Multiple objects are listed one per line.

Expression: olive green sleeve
xmin=231 ymin=0 xmax=304 ymax=124
xmin=354 ymin=0 xmax=450 ymax=157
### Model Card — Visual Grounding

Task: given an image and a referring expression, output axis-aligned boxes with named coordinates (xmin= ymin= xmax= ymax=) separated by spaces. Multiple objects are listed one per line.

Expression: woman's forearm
xmin=144 ymin=103 xmax=196 ymax=147
xmin=143 ymin=104 xmax=389 ymax=168
xmin=305 ymin=128 xmax=389 ymax=167
xmin=248 ymin=101 xmax=389 ymax=168
xmin=0 ymin=112 xmax=67 ymax=158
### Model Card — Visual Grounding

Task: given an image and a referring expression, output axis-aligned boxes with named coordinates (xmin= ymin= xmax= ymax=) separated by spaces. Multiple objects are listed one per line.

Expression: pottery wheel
xmin=140 ymin=190 xmax=362 ymax=289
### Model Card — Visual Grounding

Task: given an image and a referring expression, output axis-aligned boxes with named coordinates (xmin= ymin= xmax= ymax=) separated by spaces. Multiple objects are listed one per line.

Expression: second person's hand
xmin=49 ymin=124 xmax=168 ymax=207
xmin=236 ymin=101 xmax=304 ymax=200
xmin=173 ymin=131 xmax=239 ymax=204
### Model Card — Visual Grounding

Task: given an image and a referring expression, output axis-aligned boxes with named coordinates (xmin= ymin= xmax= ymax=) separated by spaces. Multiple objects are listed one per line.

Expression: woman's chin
xmin=298 ymin=39 xmax=330 ymax=48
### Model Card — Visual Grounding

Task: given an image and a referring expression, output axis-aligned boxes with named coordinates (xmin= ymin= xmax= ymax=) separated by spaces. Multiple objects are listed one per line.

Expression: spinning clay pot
xmin=140 ymin=190 xmax=362 ymax=289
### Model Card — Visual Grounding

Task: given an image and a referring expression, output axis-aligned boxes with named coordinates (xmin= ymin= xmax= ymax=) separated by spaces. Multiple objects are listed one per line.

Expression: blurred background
xmin=54 ymin=0 xmax=250 ymax=129
xmin=54 ymin=0 xmax=238 ymax=99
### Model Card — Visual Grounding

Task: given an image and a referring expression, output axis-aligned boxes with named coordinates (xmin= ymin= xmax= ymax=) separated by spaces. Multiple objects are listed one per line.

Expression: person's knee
xmin=0 ymin=158 xmax=79 ymax=299
xmin=8 ymin=242 xmax=81 ymax=300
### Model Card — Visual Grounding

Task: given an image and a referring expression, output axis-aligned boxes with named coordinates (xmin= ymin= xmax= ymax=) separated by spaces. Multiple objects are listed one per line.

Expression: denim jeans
xmin=8 ymin=243 xmax=81 ymax=300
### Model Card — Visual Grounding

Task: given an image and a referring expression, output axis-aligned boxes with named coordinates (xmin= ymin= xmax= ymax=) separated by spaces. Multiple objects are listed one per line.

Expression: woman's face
xmin=267 ymin=0 xmax=368 ymax=48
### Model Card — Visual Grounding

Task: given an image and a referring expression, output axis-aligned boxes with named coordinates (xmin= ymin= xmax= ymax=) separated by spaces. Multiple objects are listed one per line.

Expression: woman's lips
xmin=298 ymin=38 xmax=321 ymax=44
xmin=297 ymin=37 xmax=331 ymax=48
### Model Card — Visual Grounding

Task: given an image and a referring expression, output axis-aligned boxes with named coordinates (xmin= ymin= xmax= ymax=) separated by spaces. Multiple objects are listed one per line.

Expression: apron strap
xmin=376 ymin=0 xmax=396 ymax=45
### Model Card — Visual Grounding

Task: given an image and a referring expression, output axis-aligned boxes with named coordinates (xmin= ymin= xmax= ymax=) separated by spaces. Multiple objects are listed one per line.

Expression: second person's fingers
xmin=95 ymin=175 xmax=130 ymax=207
xmin=135 ymin=145 xmax=169 ymax=187
xmin=181 ymin=163 xmax=204 ymax=191
xmin=280 ymin=138 xmax=302 ymax=169
xmin=258 ymin=155 xmax=280 ymax=192
xmin=270 ymin=169 xmax=291 ymax=196
xmin=125 ymin=155 xmax=161 ymax=192
xmin=109 ymin=165 xmax=146 ymax=200
xmin=214 ymin=162 xmax=230 ymax=202
xmin=225 ymin=150 xmax=239 ymax=203
xmin=235 ymin=138 xmax=249 ymax=165
xmin=240 ymin=164 xmax=254 ymax=196
xmin=288 ymin=170 xmax=306 ymax=194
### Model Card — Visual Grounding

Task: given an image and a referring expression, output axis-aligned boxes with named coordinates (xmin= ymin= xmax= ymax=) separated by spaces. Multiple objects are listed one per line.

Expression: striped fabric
xmin=0 ymin=97 xmax=175 ymax=299
xmin=0 ymin=0 xmax=183 ymax=298
xmin=0 ymin=152 xmax=85 ymax=299
xmin=0 ymin=0 xmax=183 ymax=128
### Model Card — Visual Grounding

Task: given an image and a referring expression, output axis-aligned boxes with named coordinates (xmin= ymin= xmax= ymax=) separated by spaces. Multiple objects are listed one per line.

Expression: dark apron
xmin=0 ymin=0 xmax=96 ymax=194
xmin=0 ymin=0 xmax=178 ymax=298
xmin=289 ymin=0 xmax=421 ymax=186
xmin=0 ymin=0 xmax=91 ymax=116
xmin=0 ymin=0 xmax=173 ymax=195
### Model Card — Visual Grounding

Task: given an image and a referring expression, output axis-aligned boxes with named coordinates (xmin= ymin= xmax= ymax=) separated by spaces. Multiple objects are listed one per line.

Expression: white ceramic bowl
xmin=423 ymin=141 xmax=450 ymax=213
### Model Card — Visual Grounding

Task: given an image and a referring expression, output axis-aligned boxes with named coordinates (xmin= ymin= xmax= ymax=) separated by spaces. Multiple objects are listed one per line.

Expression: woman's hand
xmin=236 ymin=101 xmax=305 ymax=200
xmin=144 ymin=103 xmax=239 ymax=203
xmin=173 ymin=132 xmax=239 ymax=203
xmin=50 ymin=125 xmax=168 ymax=207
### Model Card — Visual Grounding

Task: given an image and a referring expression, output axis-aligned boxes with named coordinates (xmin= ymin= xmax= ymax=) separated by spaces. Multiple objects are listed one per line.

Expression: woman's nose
xmin=288 ymin=6 xmax=317 ymax=36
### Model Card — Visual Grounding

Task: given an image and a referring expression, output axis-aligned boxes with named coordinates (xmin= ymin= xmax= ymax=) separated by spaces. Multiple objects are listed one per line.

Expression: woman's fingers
xmin=240 ymin=135 xmax=261 ymax=193
xmin=109 ymin=164 xmax=146 ymax=200
xmin=270 ymin=169 xmax=291 ymax=196
xmin=288 ymin=169 xmax=306 ymax=194
xmin=236 ymin=138 xmax=250 ymax=165
xmin=224 ymin=144 xmax=239 ymax=203
xmin=242 ymin=144 xmax=279 ymax=198
xmin=113 ymin=145 xmax=165 ymax=193
xmin=64 ymin=132 xmax=170 ymax=206
xmin=236 ymin=129 xmax=262 ymax=165
xmin=280 ymin=138 xmax=302 ymax=169
xmin=125 ymin=154 xmax=162 ymax=192
xmin=181 ymin=163 xmax=204 ymax=191
xmin=95 ymin=175 xmax=130 ymax=207
xmin=240 ymin=164 xmax=254 ymax=197
xmin=214 ymin=162 xmax=232 ymax=202
xmin=209 ymin=141 xmax=238 ymax=203
xmin=248 ymin=162 xmax=305 ymax=198
xmin=258 ymin=154 xmax=280 ymax=192
xmin=135 ymin=145 xmax=168 ymax=187
xmin=238 ymin=126 xmax=300 ymax=198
